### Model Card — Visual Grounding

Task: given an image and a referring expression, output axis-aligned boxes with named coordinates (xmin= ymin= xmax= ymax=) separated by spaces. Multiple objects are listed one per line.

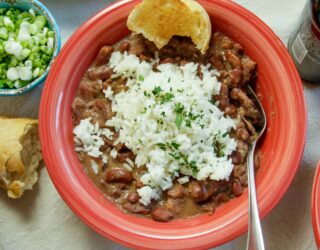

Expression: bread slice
xmin=127 ymin=0 xmax=212 ymax=54
xmin=0 ymin=117 xmax=42 ymax=198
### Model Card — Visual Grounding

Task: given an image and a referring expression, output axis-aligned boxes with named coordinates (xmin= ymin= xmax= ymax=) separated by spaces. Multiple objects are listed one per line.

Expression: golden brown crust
xmin=127 ymin=0 xmax=211 ymax=54
xmin=0 ymin=117 xmax=42 ymax=198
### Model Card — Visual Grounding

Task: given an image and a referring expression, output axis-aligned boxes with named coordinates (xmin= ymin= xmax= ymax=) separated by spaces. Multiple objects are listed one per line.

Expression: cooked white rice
xmin=73 ymin=51 xmax=238 ymax=206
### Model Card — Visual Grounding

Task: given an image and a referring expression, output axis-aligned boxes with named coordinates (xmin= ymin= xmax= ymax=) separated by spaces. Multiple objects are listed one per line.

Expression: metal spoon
xmin=246 ymin=86 xmax=267 ymax=250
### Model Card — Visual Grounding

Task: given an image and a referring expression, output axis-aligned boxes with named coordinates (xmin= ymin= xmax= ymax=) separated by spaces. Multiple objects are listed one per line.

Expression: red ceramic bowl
xmin=312 ymin=162 xmax=320 ymax=247
xmin=39 ymin=0 xmax=306 ymax=249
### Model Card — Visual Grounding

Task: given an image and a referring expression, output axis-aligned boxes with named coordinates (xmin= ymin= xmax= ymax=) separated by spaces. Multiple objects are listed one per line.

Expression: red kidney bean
xmin=210 ymin=52 xmax=224 ymax=70
xmin=188 ymin=181 xmax=217 ymax=203
xmin=219 ymin=83 xmax=229 ymax=99
xmin=218 ymin=98 xmax=229 ymax=110
xmin=188 ymin=181 xmax=202 ymax=200
xmin=72 ymin=97 xmax=86 ymax=109
xmin=225 ymin=50 xmax=241 ymax=68
xmin=236 ymin=128 xmax=249 ymax=141
xmin=232 ymin=179 xmax=244 ymax=196
xmin=237 ymin=121 xmax=246 ymax=129
xmin=167 ymin=184 xmax=184 ymax=198
xmin=95 ymin=46 xmax=114 ymax=66
xmin=242 ymin=56 xmax=256 ymax=82
xmin=135 ymin=180 xmax=144 ymax=188
xmin=151 ymin=207 xmax=174 ymax=222
xmin=230 ymin=88 xmax=252 ymax=107
xmin=94 ymin=99 xmax=108 ymax=110
xmin=72 ymin=108 xmax=82 ymax=125
xmin=94 ymin=99 xmax=113 ymax=120
xmin=123 ymin=202 xmax=150 ymax=214
xmin=236 ymin=140 xmax=249 ymax=163
xmin=79 ymin=80 xmax=101 ymax=100
xmin=87 ymin=66 xmax=112 ymax=81
xmin=221 ymin=37 xmax=234 ymax=49
xmin=230 ymin=151 xmax=243 ymax=165
xmin=105 ymin=168 xmax=133 ymax=183
xmin=229 ymin=68 xmax=243 ymax=86
xmin=118 ymin=41 xmax=130 ymax=52
xmin=224 ymin=104 xmax=238 ymax=118
xmin=127 ymin=192 xmax=139 ymax=204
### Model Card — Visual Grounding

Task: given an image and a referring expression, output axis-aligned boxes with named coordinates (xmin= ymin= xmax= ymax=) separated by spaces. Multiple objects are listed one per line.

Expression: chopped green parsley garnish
xmin=213 ymin=138 xmax=226 ymax=158
xmin=143 ymin=91 xmax=151 ymax=97
xmin=156 ymin=143 xmax=167 ymax=151
xmin=175 ymin=112 xmax=183 ymax=129
xmin=161 ymin=92 xmax=174 ymax=103
xmin=156 ymin=141 xmax=197 ymax=175
xmin=138 ymin=75 xmax=144 ymax=81
xmin=152 ymin=86 xmax=162 ymax=95
xmin=171 ymin=141 xmax=180 ymax=150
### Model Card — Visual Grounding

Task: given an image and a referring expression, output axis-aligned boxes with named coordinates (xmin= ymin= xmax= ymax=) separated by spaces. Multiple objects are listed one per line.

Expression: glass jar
xmin=288 ymin=0 xmax=320 ymax=83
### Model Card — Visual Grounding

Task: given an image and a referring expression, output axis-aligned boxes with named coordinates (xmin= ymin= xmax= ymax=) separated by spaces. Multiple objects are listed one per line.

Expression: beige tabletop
xmin=0 ymin=0 xmax=319 ymax=249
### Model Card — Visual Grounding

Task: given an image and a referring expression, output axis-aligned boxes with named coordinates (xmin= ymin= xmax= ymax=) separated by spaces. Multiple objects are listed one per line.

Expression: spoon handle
xmin=246 ymin=142 xmax=265 ymax=250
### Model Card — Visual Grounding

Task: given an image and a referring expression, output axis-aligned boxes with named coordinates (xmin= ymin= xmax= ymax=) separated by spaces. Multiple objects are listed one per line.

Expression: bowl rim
xmin=312 ymin=162 xmax=320 ymax=247
xmin=0 ymin=0 xmax=61 ymax=96
xmin=39 ymin=0 xmax=307 ymax=249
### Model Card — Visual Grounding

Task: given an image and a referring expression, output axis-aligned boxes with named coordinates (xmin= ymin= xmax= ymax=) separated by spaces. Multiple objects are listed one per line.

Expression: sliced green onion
xmin=33 ymin=67 xmax=40 ymax=77
xmin=7 ymin=67 xmax=18 ymax=81
xmin=28 ymin=23 xmax=39 ymax=35
xmin=3 ymin=16 xmax=13 ymax=26
xmin=0 ymin=27 xmax=8 ymax=40
xmin=10 ymin=56 xmax=17 ymax=66
xmin=47 ymin=31 xmax=54 ymax=38
xmin=20 ymin=48 xmax=31 ymax=59
xmin=18 ymin=66 xmax=32 ymax=81
xmin=0 ymin=8 xmax=54 ymax=88
xmin=34 ymin=15 xmax=46 ymax=29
